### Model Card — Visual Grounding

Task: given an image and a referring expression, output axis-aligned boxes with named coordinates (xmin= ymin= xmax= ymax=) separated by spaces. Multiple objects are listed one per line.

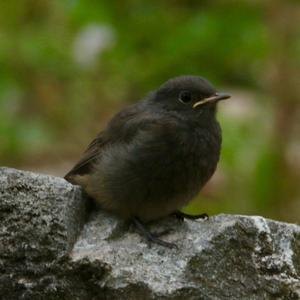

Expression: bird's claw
xmin=132 ymin=217 xmax=177 ymax=249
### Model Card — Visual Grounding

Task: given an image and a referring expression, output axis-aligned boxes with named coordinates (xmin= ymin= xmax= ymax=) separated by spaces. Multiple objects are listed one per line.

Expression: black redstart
xmin=65 ymin=75 xmax=230 ymax=248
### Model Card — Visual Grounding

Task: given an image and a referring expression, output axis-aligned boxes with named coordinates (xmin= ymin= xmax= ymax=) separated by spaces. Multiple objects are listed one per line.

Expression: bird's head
xmin=149 ymin=75 xmax=230 ymax=118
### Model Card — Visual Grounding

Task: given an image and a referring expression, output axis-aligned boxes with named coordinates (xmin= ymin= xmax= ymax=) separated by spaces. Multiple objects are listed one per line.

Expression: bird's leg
xmin=172 ymin=210 xmax=209 ymax=221
xmin=132 ymin=217 xmax=177 ymax=249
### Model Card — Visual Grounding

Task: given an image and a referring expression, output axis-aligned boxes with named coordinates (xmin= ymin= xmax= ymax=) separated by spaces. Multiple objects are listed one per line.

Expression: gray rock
xmin=0 ymin=167 xmax=88 ymax=299
xmin=0 ymin=167 xmax=300 ymax=300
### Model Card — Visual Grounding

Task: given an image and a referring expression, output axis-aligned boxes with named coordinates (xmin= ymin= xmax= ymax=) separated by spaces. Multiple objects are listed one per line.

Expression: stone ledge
xmin=0 ymin=167 xmax=299 ymax=300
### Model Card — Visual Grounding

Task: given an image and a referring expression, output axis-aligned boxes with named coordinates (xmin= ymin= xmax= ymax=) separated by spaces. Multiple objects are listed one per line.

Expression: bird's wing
xmin=64 ymin=132 xmax=107 ymax=180
xmin=64 ymin=103 xmax=157 ymax=180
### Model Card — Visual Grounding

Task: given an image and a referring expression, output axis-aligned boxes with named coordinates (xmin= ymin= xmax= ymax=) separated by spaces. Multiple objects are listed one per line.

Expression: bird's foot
xmin=172 ymin=211 xmax=209 ymax=222
xmin=132 ymin=217 xmax=177 ymax=249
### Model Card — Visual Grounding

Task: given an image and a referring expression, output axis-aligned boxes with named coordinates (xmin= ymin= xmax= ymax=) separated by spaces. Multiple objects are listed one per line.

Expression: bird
xmin=65 ymin=75 xmax=230 ymax=248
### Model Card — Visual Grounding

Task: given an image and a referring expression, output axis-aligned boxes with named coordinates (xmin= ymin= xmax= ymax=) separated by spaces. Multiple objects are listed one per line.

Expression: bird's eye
xmin=179 ymin=91 xmax=192 ymax=104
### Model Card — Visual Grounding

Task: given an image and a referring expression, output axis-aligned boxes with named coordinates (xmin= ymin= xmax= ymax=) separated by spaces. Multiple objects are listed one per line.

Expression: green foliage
xmin=0 ymin=1 xmax=299 ymax=222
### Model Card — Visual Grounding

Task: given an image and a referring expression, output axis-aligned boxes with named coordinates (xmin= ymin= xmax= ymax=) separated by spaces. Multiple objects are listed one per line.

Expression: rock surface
xmin=0 ymin=167 xmax=300 ymax=300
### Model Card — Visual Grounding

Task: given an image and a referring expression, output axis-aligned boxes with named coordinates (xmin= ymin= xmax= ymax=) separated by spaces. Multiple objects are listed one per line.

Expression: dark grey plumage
xmin=65 ymin=76 xmax=230 ymax=224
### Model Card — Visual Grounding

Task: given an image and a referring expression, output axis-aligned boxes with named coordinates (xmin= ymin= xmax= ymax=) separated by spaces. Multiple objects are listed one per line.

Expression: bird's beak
xmin=193 ymin=92 xmax=231 ymax=109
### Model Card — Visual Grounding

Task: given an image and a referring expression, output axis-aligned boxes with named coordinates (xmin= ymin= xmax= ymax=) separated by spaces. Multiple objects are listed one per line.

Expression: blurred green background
xmin=0 ymin=0 xmax=299 ymax=223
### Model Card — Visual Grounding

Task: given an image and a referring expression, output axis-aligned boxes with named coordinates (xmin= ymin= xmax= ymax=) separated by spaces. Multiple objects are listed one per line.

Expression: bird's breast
xmin=173 ymin=123 xmax=222 ymax=192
